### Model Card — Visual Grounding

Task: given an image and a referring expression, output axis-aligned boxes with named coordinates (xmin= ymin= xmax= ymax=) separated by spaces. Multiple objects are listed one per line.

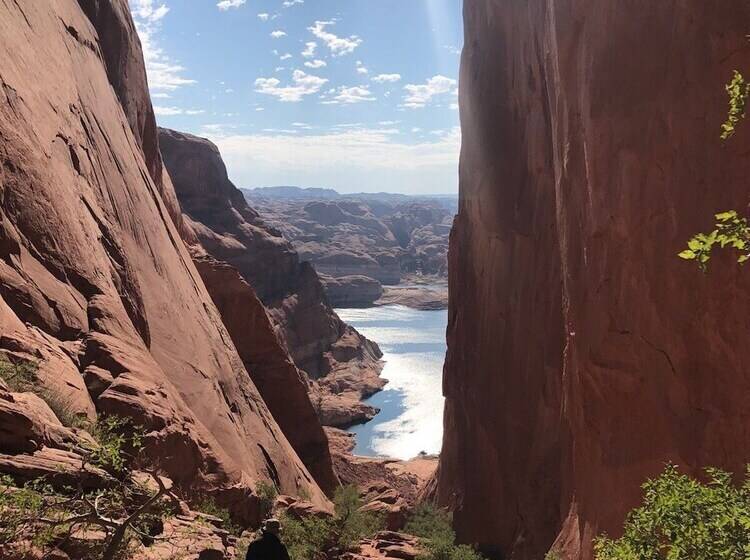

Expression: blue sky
xmin=129 ymin=0 xmax=462 ymax=194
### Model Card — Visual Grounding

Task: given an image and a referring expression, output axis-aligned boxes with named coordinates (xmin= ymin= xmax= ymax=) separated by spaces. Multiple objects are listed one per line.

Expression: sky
xmin=129 ymin=0 xmax=463 ymax=195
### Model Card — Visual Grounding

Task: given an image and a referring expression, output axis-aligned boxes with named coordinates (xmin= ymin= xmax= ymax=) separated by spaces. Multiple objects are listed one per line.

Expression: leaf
xmin=716 ymin=211 xmax=738 ymax=222
xmin=678 ymin=250 xmax=697 ymax=260
xmin=688 ymin=239 xmax=703 ymax=251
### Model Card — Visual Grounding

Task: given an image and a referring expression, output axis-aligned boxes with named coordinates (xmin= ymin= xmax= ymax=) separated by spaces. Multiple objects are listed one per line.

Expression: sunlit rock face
xmin=438 ymin=1 xmax=750 ymax=559
xmin=0 ymin=0 xmax=328 ymax=519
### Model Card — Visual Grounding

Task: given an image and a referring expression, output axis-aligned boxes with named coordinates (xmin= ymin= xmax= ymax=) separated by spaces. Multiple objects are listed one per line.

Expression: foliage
xmin=0 ymin=357 xmax=36 ymax=392
xmin=332 ymin=484 xmax=384 ymax=550
xmin=256 ymin=479 xmax=279 ymax=521
xmin=680 ymin=71 xmax=750 ymax=271
xmin=594 ymin=464 xmax=750 ymax=560
xmin=0 ymin=415 xmax=178 ymax=560
xmin=279 ymin=485 xmax=385 ymax=560
xmin=194 ymin=495 xmax=242 ymax=536
xmin=280 ymin=512 xmax=334 ymax=560
xmin=721 ymin=70 xmax=750 ymax=139
xmin=678 ymin=210 xmax=750 ymax=270
xmin=0 ymin=355 xmax=83 ymax=428
xmin=86 ymin=416 xmax=144 ymax=474
xmin=405 ymin=504 xmax=486 ymax=560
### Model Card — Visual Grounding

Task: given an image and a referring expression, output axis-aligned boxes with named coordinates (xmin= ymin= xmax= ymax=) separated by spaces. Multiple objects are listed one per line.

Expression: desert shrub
xmin=332 ymin=484 xmax=384 ymax=550
xmin=280 ymin=512 xmax=333 ymax=560
xmin=405 ymin=504 xmax=485 ymax=560
xmin=279 ymin=485 xmax=384 ymax=559
xmin=0 ymin=355 xmax=83 ymax=428
xmin=594 ymin=464 xmax=750 ymax=560
xmin=256 ymin=480 xmax=278 ymax=520
xmin=0 ymin=356 xmax=36 ymax=392
xmin=193 ymin=495 xmax=242 ymax=536
xmin=0 ymin=414 xmax=178 ymax=560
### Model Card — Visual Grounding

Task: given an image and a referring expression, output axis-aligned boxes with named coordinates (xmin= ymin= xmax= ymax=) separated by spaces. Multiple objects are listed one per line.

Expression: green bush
xmin=256 ymin=479 xmax=278 ymax=521
xmin=405 ymin=503 xmax=485 ymax=560
xmin=0 ymin=414 xmax=177 ymax=560
xmin=594 ymin=464 xmax=750 ymax=560
xmin=280 ymin=512 xmax=333 ymax=560
xmin=279 ymin=485 xmax=385 ymax=560
xmin=0 ymin=355 xmax=83 ymax=428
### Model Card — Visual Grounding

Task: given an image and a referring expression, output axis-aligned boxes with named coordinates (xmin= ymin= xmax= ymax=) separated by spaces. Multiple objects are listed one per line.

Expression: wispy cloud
xmin=372 ymin=73 xmax=402 ymax=84
xmin=153 ymin=106 xmax=204 ymax=116
xmin=129 ymin=0 xmax=195 ymax=92
xmin=217 ymin=0 xmax=245 ymax=10
xmin=308 ymin=20 xmax=362 ymax=57
xmin=255 ymin=70 xmax=328 ymax=102
xmin=322 ymin=86 xmax=375 ymax=104
xmin=301 ymin=42 xmax=317 ymax=58
xmin=271 ymin=30 xmax=287 ymax=39
xmin=402 ymin=75 xmax=456 ymax=108
xmin=304 ymin=59 xmax=327 ymax=69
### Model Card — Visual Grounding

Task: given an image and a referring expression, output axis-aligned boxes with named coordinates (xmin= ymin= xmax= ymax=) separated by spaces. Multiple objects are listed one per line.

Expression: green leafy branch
xmin=679 ymin=210 xmax=750 ymax=271
xmin=721 ymin=70 xmax=750 ymax=140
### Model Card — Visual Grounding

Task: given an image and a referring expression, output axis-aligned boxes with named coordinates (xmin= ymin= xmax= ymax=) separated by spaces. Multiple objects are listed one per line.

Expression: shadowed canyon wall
xmin=438 ymin=1 xmax=750 ymax=559
xmin=0 ymin=0 xmax=328 ymax=521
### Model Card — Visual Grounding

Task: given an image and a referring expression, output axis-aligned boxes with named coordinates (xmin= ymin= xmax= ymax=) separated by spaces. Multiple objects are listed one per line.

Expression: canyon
xmin=1 ymin=0 xmax=750 ymax=559
xmin=437 ymin=1 xmax=750 ymax=559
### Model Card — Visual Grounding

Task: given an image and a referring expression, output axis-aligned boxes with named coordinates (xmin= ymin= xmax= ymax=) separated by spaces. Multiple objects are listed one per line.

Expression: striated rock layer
xmin=438 ymin=2 xmax=750 ymax=559
xmin=0 ymin=0 xmax=327 ymax=521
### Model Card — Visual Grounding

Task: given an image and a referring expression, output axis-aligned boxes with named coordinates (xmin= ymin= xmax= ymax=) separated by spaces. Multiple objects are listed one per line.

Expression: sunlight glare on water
xmin=337 ymin=305 xmax=447 ymax=460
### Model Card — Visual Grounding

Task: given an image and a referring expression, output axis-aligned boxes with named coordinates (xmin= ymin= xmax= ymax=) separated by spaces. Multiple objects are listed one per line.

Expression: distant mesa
xmin=243 ymin=186 xmax=455 ymax=308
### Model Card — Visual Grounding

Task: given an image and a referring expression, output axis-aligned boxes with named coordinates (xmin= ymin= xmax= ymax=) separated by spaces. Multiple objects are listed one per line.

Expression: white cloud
xmin=280 ymin=53 xmax=293 ymax=60
xmin=372 ymin=73 xmax=401 ymax=84
xmin=258 ymin=12 xmax=270 ymax=20
xmin=283 ymin=0 xmax=303 ymax=6
xmin=322 ymin=86 xmax=375 ymax=104
xmin=304 ymin=59 xmax=327 ymax=69
xmin=271 ymin=30 xmax=287 ymax=39
xmin=356 ymin=61 xmax=368 ymax=75
xmin=402 ymin=75 xmax=456 ymax=108
xmin=255 ymin=70 xmax=328 ymax=102
xmin=302 ymin=42 xmax=317 ymax=58
xmin=206 ymin=127 xmax=460 ymax=194
xmin=153 ymin=105 xmax=204 ymax=116
xmin=308 ymin=20 xmax=362 ymax=57
xmin=217 ymin=0 xmax=245 ymax=10
xmin=129 ymin=0 xmax=195 ymax=92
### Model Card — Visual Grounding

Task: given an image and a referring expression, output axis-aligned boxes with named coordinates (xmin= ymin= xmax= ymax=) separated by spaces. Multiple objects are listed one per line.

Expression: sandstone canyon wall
xmin=438 ymin=2 xmax=750 ymax=559
xmin=0 ymin=0 xmax=327 ymax=521
xmin=158 ymin=129 xmax=384 ymax=429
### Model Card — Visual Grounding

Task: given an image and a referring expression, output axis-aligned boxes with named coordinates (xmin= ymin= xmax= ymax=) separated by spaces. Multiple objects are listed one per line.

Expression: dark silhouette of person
xmin=245 ymin=518 xmax=290 ymax=560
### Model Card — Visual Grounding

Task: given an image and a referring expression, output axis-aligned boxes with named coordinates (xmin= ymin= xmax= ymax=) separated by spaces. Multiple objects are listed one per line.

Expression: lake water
xmin=336 ymin=305 xmax=447 ymax=460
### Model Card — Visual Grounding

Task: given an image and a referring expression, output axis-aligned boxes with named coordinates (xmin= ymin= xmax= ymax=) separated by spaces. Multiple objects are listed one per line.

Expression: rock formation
xmin=438 ymin=1 xmax=750 ymax=559
xmin=0 ymin=0 xmax=328 ymax=522
xmin=320 ymin=275 xmax=384 ymax=308
xmin=243 ymin=188 xmax=455 ymax=290
xmin=158 ymin=128 xmax=384 ymax=428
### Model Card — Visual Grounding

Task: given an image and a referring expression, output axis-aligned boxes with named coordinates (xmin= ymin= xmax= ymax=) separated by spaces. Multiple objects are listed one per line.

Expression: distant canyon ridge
xmin=243 ymin=187 xmax=455 ymax=309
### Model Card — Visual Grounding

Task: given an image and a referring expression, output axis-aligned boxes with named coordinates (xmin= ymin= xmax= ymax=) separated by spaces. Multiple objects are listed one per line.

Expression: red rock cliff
xmin=438 ymin=2 xmax=750 ymax=559
xmin=0 ymin=0 xmax=327 ymax=521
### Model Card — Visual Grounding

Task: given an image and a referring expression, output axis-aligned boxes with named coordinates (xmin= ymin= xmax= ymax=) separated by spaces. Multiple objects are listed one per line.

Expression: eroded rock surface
xmin=438 ymin=2 xmax=750 ymax=559
xmin=0 ymin=0 xmax=326 ymax=520
xmin=243 ymin=188 xmax=455 ymax=287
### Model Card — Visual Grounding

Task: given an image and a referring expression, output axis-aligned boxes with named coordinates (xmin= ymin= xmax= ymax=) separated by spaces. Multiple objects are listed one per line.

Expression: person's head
xmin=263 ymin=518 xmax=281 ymax=536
